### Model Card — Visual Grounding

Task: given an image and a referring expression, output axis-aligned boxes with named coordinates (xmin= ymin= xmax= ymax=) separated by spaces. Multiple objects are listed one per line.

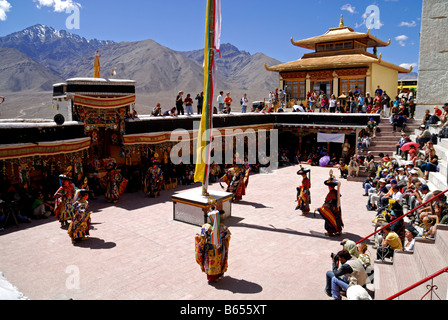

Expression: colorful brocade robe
xmin=296 ymin=177 xmax=311 ymax=212
xmin=68 ymin=199 xmax=91 ymax=241
xmin=54 ymin=184 xmax=76 ymax=222
xmin=195 ymin=223 xmax=231 ymax=281
xmin=101 ymin=169 xmax=127 ymax=203
xmin=318 ymin=188 xmax=344 ymax=234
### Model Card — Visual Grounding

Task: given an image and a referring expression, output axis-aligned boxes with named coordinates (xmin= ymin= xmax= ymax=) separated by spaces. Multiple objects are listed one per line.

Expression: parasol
xmin=319 ymin=156 xmax=330 ymax=167
xmin=400 ymin=142 xmax=420 ymax=152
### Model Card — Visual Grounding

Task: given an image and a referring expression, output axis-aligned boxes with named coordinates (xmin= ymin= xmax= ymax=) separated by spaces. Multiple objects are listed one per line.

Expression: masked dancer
xmin=143 ymin=164 xmax=164 ymax=198
xmin=318 ymin=170 xmax=344 ymax=237
xmin=68 ymin=189 xmax=92 ymax=244
xmin=101 ymin=160 xmax=127 ymax=203
xmin=195 ymin=198 xmax=231 ymax=283
xmin=54 ymin=175 xmax=77 ymax=228
xmin=296 ymin=166 xmax=311 ymax=214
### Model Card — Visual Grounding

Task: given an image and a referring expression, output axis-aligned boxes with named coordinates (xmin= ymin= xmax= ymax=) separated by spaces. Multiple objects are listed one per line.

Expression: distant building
xmin=265 ymin=15 xmax=412 ymax=105
xmin=416 ymin=0 xmax=448 ymax=119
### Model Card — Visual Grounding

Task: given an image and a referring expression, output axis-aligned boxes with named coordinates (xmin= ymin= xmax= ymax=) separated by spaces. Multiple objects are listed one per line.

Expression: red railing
xmin=386 ymin=266 xmax=448 ymax=300
xmin=356 ymin=188 xmax=448 ymax=245
xmin=356 ymin=188 xmax=448 ymax=300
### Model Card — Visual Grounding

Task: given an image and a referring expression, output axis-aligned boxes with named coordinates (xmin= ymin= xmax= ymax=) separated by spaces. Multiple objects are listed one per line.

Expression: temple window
xmin=340 ymin=78 xmax=365 ymax=95
xmin=285 ymin=81 xmax=306 ymax=100
xmin=316 ymin=41 xmax=354 ymax=52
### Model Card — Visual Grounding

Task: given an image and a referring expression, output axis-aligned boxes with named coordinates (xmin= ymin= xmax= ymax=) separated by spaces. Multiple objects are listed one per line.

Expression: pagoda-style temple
xmin=265 ymin=16 xmax=412 ymax=103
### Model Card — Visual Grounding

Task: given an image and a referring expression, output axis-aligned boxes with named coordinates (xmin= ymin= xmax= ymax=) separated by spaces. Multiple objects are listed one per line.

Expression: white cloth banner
xmin=317 ymin=133 xmax=346 ymax=144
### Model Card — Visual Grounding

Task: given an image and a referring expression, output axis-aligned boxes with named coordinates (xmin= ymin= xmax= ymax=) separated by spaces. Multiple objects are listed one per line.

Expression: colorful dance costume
xmin=68 ymin=190 xmax=92 ymax=244
xmin=195 ymin=210 xmax=231 ymax=282
xmin=296 ymin=167 xmax=311 ymax=213
xmin=318 ymin=171 xmax=344 ymax=236
xmin=54 ymin=175 xmax=77 ymax=227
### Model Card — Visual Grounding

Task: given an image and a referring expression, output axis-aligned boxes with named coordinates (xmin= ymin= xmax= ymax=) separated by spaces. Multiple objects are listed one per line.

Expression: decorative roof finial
xmin=339 ymin=14 xmax=345 ymax=28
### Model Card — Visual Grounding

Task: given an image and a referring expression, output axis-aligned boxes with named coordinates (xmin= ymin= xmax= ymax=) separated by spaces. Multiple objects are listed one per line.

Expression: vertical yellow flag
xmin=194 ymin=0 xmax=221 ymax=195
xmin=94 ymin=50 xmax=101 ymax=78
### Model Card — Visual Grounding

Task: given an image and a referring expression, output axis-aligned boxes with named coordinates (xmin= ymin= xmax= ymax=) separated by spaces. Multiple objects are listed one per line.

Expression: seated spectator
xmin=404 ymin=225 xmax=418 ymax=252
xmin=440 ymin=103 xmax=448 ymax=126
xmin=415 ymin=125 xmax=432 ymax=149
xmin=163 ymin=107 xmax=177 ymax=117
xmin=392 ymin=113 xmax=407 ymax=132
xmin=348 ymin=156 xmax=359 ymax=177
xmin=151 ymin=103 xmax=162 ymax=116
xmin=367 ymin=178 xmax=388 ymax=211
xmin=407 ymin=145 xmax=418 ymax=165
xmin=413 ymin=184 xmax=433 ymax=223
xmin=395 ymin=167 xmax=407 ymax=186
xmin=363 ymin=173 xmax=377 ymax=196
xmin=395 ymin=132 xmax=410 ymax=156
xmin=418 ymin=191 xmax=447 ymax=225
xmin=338 ymin=161 xmax=349 ymax=179
xmin=376 ymin=226 xmax=403 ymax=260
xmin=426 ymin=105 xmax=443 ymax=127
xmin=378 ymin=184 xmax=403 ymax=212
xmin=279 ymin=152 xmax=291 ymax=167
xmin=363 ymin=152 xmax=376 ymax=174
xmin=31 ymin=193 xmax=53 ymax=219
xmin=421 ymin=109 xmax=431 ymax=128
xmin=357 ymin=243 xmax=371 ymax=268
xmin=366 ymin=118 xmax=377 ymax=138
xmin=420 ymin=156 xmax=438 ymax=181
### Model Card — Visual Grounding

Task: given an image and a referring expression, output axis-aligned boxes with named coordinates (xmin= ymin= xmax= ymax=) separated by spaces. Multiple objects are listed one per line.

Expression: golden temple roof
xmin=290 ymin=16 xmax=390 ymax=50
xmin=265 ymin=53 xmax=412 ymax=73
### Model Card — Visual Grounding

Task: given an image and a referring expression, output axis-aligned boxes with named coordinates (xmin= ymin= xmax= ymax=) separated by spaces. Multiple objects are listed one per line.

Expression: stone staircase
xmin=348 ymin=118 xmax=421 ymax=182
xmin=374 ymin=224 xmax=448 ymax=300
xmin=408 ymin=125 xmax=448 ymax=192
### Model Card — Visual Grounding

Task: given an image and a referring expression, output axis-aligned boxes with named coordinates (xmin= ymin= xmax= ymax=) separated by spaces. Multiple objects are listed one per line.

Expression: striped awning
xmin=73 ymin=94 xmax=136 ymax=109
xmin=123 ymin=124 xmax=275 ymax=146
xmin=0 ymin=137 xmax=91 ymax=160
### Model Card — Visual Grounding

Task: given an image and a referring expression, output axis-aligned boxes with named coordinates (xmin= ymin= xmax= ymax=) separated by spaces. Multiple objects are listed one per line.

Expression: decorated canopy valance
xmin=123 ymin=124 xmax=275 ymax=146
xmin=73 ymin=94 xmax=136 ymax=109
xmin=0 ymin=137 xmax=91 ymax=160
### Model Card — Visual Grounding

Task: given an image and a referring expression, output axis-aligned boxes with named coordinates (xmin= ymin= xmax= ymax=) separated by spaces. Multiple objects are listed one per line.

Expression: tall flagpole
xmin=194 ymin=0 xmax=221 ymax=196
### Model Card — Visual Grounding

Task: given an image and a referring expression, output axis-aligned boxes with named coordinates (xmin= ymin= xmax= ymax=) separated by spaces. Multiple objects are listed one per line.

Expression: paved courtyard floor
xmin=0 ymin=164 xmax=375 ymax=301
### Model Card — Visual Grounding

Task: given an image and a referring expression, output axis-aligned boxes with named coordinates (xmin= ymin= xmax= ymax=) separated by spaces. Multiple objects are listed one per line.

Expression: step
xmin=427 ymin=171 xmax=448 ymax=191
xmin=413 ymin=240 xmax=448 ymax=299
xmin=435 ymin=226 xmax=448 ymax=260
xmin=434 ymin=144 xmax=448 ymax=162
xmin=392 ymin=251 xmax=430 ymax=300
xmin=439 ymin=138 xmax=448 ymax=149
xmin=374 ymin=262 xmax=398 ymax=300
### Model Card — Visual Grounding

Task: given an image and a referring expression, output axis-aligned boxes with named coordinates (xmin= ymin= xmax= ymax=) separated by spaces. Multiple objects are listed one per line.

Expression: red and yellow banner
xmin=194 ymin=0 xmax=221 ymax=191
xmin=0 ymin=137 xmax=91 ymax=160
xmin=74 ymin=94 xmax=136 ymax=109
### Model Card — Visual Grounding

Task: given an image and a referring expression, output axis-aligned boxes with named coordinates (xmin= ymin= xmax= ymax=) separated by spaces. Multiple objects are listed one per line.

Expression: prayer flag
xmin=94 ymin=50 xmax=101 ymax=78
xmin=194 ymin=0 xmax=221 ymax=193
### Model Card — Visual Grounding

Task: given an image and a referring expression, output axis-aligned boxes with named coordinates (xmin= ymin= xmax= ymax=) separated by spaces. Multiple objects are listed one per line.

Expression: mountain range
xmin=0 ymin=24 xmax=281 ymax=119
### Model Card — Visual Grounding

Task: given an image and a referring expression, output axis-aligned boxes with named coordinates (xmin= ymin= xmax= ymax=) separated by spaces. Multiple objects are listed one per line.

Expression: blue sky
xmin=0 ymin=0 xmax=422 ymax=70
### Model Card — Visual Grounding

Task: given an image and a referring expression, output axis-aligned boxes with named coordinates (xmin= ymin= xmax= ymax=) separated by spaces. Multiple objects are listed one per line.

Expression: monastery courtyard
xmin=0 ymin=163 xmax=375 ymax=301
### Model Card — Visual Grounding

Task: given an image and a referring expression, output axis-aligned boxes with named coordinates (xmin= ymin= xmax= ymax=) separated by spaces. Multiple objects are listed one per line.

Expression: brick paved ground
xmin=0 ymin=164 xmax=375 ymax=300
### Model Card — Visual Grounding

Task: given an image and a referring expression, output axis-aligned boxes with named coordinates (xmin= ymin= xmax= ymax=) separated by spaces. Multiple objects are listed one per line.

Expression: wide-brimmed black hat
xmin=324 ymin=178 xmax=339 ymax=187
xmin=297 ymin=168 xmax=310 ymax=175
